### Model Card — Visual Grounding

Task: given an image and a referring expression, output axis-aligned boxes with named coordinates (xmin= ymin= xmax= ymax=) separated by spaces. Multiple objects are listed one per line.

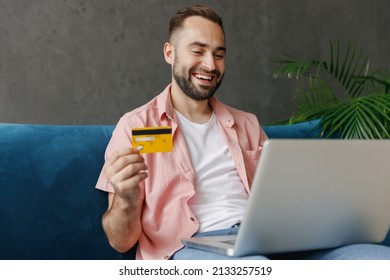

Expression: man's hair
xmin=168 ymin=4 xmax=224 ymax=43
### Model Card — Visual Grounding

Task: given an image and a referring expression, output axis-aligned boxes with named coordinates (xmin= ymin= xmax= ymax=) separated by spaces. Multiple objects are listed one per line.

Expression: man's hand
xmin=102 ymin=148 xmax=147 ymax=253
xmin=105 ymin=148 xmax=148 ymax=205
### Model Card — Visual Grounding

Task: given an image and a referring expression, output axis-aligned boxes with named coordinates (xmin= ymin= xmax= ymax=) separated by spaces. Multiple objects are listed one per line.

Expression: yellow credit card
xmin=132 ymin=126 xmax=173 ymax=154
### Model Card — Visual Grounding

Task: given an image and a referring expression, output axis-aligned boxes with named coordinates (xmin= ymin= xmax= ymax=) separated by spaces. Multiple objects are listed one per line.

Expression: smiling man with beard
xmin=95 ymin=4 xmax=390 ymax=261
xmin=96 ymin=4 xmax=268 ymax=260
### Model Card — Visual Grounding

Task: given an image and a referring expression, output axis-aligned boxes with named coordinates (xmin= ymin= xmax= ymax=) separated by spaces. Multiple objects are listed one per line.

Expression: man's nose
xmin=202 ymin=53 xmax=216 ymax=71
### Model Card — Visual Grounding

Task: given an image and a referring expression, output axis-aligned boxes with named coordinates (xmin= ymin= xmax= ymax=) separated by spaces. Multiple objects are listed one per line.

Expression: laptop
xmin=182 ymin=139 xmax=390 ymax=257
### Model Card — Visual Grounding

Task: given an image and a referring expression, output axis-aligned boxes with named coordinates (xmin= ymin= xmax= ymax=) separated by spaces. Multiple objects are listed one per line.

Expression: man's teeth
xmin=195 ymin=74 xmax=212 ymax=80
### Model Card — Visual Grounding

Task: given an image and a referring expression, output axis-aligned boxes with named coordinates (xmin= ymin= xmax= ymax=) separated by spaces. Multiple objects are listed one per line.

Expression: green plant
xmin=272 ymin=40 xmax=390 ymax=139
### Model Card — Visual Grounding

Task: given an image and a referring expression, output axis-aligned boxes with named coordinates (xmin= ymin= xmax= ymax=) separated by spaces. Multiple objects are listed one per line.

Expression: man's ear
xmin=163 ymin=42 xmax=175 ymax=65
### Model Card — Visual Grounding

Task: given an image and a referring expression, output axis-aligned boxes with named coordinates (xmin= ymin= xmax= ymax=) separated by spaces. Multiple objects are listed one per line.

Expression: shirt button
xmin=190 ymin=217 xmax=195 ymax=222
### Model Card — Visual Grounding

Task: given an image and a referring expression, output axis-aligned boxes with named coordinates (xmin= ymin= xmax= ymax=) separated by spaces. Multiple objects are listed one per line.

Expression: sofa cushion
xmin=0 ymin=124 xmax=133 ymax=259
xmin=263 ymin=119 xmax=322 ymax=139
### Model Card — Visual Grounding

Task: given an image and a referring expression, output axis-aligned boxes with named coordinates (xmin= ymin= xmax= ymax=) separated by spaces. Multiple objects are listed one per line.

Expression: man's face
xmin=171 ymin=16 xmax=226 ymax=101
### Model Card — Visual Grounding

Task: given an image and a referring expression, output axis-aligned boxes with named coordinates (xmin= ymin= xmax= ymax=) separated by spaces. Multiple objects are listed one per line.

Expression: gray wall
xmin=1 ymin=0 xmax=389 ymax=125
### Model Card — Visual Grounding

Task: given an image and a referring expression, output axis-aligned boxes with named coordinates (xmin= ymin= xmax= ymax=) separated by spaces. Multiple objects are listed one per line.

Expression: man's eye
xmin=192 ymin=50 xmax=202 ymax=55
xmin=214 ymin=54 xmax=225 ymax=60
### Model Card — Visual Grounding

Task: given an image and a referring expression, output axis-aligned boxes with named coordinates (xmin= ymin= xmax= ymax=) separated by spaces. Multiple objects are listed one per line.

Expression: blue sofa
xmin=0 ymin=120 xmax=388 ymax=259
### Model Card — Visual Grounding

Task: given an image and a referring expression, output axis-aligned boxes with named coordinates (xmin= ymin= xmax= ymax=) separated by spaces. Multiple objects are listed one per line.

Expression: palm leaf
xmin=272 ymin=57 xmax=324 ymax=79
xmin=320 ymin=94 xmax=390 ymax=139
xmin=327 ymin=40 xmax=370 ymax=97
xmin=290 ymin=77 xmax=338 ymax=122
xmin=273 ymin=41 xmax=371 ymax=101
xmin=271 ymin=40 xmax=390 ymax=139
xmin=359 ymin=71 xmax=390 ymax=94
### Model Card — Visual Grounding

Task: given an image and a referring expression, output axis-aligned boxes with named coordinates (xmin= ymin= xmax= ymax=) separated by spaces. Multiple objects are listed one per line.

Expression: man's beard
xmin=172 ymin=59 xmax=224 ymax=101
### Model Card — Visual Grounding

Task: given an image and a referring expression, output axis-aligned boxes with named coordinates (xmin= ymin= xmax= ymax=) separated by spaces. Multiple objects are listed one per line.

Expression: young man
xmin=96 ymin=4 xmax=390 ymax=260
xmin=96 ymin=4 xmax=267 ymax=260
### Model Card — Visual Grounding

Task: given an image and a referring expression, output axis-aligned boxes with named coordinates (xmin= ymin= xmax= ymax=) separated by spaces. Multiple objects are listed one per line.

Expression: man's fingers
xmin=107 ymin=149 xmax=145 ymax=175
xmin=108 ymin=161 xmax=148 ymax=186
xmin=107 ymin=148 xmax=140 ymax=166
xmin=105 ymin=148 xmax=148 ymax=197
xmin=115 ymin=172 xmax=148 ymax=193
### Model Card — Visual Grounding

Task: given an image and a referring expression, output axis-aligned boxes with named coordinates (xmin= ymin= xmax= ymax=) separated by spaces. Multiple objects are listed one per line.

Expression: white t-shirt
xmin=175 ymin=110 xmax=248 ymax=232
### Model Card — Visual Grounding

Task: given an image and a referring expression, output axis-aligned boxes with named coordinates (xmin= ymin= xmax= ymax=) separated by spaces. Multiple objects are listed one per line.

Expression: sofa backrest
xmin=0 ymin=124 xmax=135 ymax=259
xmin=6 ymin=120 xmax=386 ymax=260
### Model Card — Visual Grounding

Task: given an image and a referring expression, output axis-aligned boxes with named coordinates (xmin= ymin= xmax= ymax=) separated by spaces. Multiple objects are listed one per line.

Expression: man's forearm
xmin=102 ymin=195 xmax=142 ymax=253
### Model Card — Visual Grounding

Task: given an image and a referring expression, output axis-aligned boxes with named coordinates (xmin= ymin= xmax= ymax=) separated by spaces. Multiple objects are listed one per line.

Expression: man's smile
xmin=193 ymin=73 xmax=213 ymax=81
xmin=191 ymin=71 xmax=220 ymax=87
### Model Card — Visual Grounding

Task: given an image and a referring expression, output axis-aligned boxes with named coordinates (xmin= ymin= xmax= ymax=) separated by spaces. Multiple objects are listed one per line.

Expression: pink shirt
xmin=96 ymin=84 xmax=268 ymax=259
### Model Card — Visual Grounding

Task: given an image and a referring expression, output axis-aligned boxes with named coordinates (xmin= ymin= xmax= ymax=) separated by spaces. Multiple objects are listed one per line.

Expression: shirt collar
xmin=209 ymin=96 xmax=235 ymax=128
xmin=157 ymin=84 xmax=175 ymax=121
